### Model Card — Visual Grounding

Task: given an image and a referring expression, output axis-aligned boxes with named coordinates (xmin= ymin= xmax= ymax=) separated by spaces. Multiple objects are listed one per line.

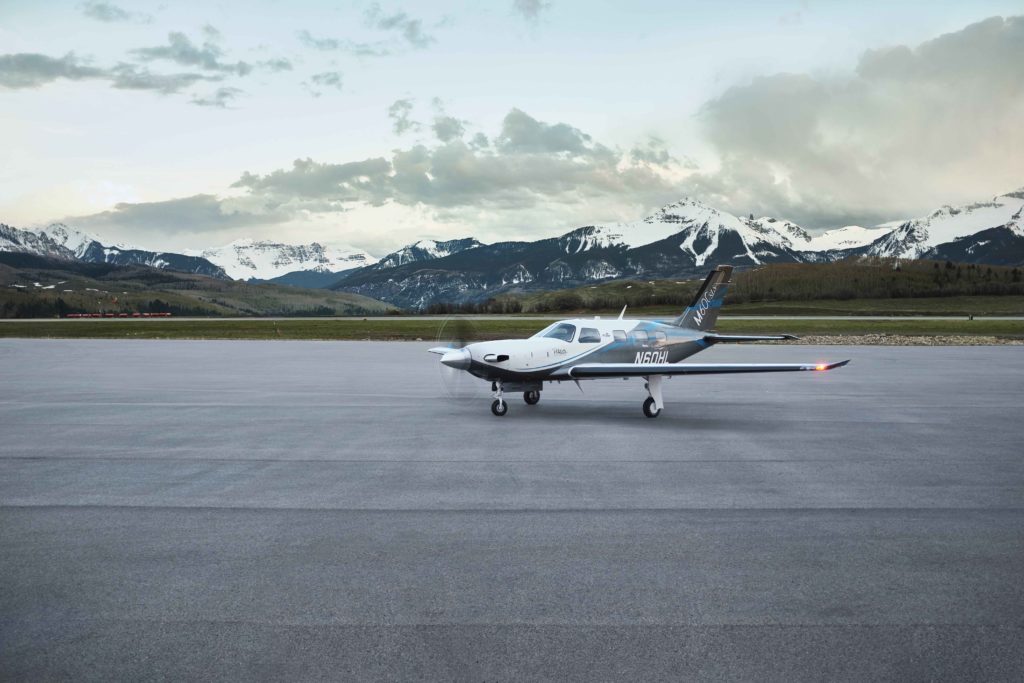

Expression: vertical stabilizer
xmin=672 ymin=265 xmax=733 ymax=330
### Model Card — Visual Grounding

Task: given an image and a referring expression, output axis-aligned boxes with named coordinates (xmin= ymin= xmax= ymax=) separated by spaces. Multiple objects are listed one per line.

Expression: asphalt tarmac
xmin=1 ymin=340 xmax=1022 ymax=681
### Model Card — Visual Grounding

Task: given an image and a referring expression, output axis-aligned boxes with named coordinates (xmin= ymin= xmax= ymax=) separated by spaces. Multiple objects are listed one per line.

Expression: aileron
xmin=567 ymin=360 xmax=850 ymax=378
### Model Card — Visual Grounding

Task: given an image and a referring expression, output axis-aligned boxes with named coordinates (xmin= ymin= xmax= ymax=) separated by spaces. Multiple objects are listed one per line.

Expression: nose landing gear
xmin=488 ymin=381 xmax=543 ymax=415
xmin=491 ymin=380 xmax=508 ymax=416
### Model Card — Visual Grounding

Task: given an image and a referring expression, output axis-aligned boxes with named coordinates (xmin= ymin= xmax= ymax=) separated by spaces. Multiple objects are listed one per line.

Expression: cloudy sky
xmin=1 ymin=1 xmax=1022 ymax=255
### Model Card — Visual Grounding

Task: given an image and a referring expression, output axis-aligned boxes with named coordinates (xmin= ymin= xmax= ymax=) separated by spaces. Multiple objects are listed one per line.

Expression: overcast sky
xmin=1 ymin=0 xmax=1022 ymax=255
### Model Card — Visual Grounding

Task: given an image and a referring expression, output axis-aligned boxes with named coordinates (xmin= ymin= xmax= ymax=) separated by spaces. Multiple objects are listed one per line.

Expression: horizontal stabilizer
xmin=566 ymin=360 xmax=849 ymax=378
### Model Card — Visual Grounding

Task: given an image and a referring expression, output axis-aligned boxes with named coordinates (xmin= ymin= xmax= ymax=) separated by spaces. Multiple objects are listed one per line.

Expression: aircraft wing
xmin=704 ymin=333 xmax=799 ymax=342
xmin=565 ymin=359 xmax=849 ymax=378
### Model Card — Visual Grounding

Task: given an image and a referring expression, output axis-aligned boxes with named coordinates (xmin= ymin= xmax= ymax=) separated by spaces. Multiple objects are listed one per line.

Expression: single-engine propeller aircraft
xmin=429 ymin=265 xmax=849 ymax=417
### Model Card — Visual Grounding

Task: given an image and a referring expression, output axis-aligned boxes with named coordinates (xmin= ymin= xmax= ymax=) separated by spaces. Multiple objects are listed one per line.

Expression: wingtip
xmin=812 ymin=359 xmax=851 ymax=371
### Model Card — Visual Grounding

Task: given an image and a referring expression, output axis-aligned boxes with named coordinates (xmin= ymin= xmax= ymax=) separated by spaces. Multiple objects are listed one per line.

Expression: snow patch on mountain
xmin=805 ymin=225 xmax=892 ymax=251
xmin=376 ymin=238 xmax=484 ymax=269
xmin=500 ymin=264 xmax=533 ymax=286
xmin=192 ymin=239 xmax=378 ymax=280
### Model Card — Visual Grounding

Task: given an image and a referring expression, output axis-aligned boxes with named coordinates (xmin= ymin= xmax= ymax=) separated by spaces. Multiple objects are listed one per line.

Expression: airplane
xmin=429 ymin=265 xmax=849 ymax=417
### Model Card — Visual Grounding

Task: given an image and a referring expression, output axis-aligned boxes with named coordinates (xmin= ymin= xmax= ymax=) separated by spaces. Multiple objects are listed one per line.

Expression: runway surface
xmin=1 ymin=339 xmax=1022 ymax=681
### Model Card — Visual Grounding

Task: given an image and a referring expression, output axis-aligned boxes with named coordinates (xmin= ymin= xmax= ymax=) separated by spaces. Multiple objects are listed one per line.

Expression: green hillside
xmin=435 ymin=259 xmax=1024 ymax=315
xmin=0 ymin=253 xmax=395 ymax=318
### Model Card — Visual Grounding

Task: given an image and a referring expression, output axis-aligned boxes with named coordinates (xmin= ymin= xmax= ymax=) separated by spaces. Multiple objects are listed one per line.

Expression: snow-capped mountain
xmin=336 ymin=198 xmax=822 ymax=307
xmin=559 ymin=199 xmax=822 ymax=267
xmin=190 ymin=239 xmax=378 ymax=281
xmin=1 ymin=223 xmax=227 ymax=278
xmin=5 ymin=188 xmax=1023 ymax=307
xmin=560 ymin=199 xmax=798 ymax=259
xmin=1 ymin=223 xmax=74 ymax=259
xmin=332 ymin=190 xmax=1024 ymax=308
xmin=375 ymin=238 xmax=484 ymax=270
xmin=859 ymin=191 xmax=1024 ymax=259
xmin=1 ymin=222 xmax=103 ymax=260
xmin=27 ymin=223 xmax=101 ymax=258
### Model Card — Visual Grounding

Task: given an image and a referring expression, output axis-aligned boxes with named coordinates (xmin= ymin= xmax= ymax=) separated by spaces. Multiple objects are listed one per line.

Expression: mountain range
xmin=330 ymin=189 xmax=1024 ymax=308
xmin=3 ymin=188 xmax=1022 ymax=309
xmin=0 ymin=223 xmax=228 ymax=279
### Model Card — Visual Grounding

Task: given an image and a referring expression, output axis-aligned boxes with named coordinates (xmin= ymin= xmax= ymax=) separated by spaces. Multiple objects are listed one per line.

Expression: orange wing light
xmin=815 ymin=363 xmax=828 ymax=371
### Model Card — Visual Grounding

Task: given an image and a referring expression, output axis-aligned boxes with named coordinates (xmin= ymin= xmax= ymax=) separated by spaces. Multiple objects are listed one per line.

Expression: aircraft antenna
xmin=618 ymin=304 xmax=627 ymax=320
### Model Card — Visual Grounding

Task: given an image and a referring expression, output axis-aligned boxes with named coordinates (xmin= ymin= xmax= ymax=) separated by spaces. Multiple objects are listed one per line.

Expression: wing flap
xmin=567 ymin=360 xmax=849 ymax=378
xmin=704 ymin=333 xmax=799 ymax=342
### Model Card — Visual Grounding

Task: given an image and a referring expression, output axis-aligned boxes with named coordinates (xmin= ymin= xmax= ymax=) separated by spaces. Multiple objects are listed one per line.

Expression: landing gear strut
xmin=491 ymin=380 xmax=508 ymax=416
xmin=643 ymin=376 xmax=663 ymax=418
xmin=523 ymin=390 xmax=540 ymax=405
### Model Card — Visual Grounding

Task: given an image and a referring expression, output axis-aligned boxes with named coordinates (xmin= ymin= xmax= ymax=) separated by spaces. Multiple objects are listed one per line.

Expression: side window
xmin=630 ymin=330 xmax=649 ymax=344
xmin=579 ymin=327 xmax=601 ymax=343
xmin=654 ymin=331 xmax=667 ymax=342
xmin=612 ymin=330 xmax=627 ymax=342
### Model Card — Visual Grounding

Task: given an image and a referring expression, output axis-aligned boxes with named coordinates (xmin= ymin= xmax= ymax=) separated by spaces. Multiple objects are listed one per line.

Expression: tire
xmin=523 ymin=390 xmax=540 ymax=405
xmin=491 ymin=399 xmax=508 ymax=416
xmin=642 ymin=396 xmax=661 ymax=418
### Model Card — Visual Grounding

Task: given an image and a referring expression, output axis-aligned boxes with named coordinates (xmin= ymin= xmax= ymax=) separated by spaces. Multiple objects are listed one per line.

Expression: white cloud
xmin=67 ymin=108 xmax=689 ymax=251
xmin=682 ymin=15 xmax=1024 ymax=228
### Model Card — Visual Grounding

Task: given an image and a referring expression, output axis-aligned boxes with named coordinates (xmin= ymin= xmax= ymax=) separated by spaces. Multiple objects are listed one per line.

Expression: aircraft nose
xmin=440 ymin=348 xmax=471 ymax=370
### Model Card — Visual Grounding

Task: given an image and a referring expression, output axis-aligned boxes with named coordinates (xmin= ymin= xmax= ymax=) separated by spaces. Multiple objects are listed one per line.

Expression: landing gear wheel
xmin=523 ymin=390 xmax=540 ymax=405
xmin=642 ymin=396 xmax=661 ymax=418
xmin=491 ymin=399 xmax=508 ymax=417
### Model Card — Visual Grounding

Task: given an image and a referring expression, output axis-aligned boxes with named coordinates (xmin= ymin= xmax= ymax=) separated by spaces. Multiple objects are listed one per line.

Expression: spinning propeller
xmin=435 ymin=316 xmax=483 ymax=398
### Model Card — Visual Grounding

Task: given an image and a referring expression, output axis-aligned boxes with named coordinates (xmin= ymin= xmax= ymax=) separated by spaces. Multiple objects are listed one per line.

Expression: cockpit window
xmin=578 ymin=327 xmax=601 ymax=343
xmin=630 ymin=330 xmax=649 ymax=344
xmin=612 ymin=330 xmax=627 ymax=342
xmin=540 ymin=323 xmax=576 ymax=342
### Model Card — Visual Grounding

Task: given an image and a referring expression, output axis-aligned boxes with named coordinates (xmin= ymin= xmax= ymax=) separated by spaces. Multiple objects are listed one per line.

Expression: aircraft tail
xmin=672 ymin=265 xmax=733 ymax=330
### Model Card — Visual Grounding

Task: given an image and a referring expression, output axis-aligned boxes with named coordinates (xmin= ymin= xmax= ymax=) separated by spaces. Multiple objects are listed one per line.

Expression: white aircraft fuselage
xmin=429 ymin=265 xmax=848 ymax=417
xmin=439 ymin=317 xmax=708 ymax=382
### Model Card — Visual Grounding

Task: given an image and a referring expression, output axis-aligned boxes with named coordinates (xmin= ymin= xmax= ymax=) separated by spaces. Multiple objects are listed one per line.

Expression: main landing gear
xmin=643 ymin=376 xmax=664 ymax=418
xmin=642 ymin=397 xmax=660 ymax=418
xmin=523 ymin=390 xmax=540 ymax=405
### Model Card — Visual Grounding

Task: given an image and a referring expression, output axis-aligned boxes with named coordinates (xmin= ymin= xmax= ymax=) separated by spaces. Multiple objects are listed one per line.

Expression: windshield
xmin=534 ymin=322 xmax=576 ymax=342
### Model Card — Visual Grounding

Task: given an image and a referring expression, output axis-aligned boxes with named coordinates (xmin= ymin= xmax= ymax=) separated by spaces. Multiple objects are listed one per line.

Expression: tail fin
xmin=672 ymin=265 xmax=733 ymax=330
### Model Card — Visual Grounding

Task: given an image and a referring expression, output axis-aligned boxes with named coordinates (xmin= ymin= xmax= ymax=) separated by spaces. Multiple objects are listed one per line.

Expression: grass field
xmin=481 ymin=263 xmax=1024 ymax=316
xmin=1 ymin=317 xmax=1022 ymax=341
xmin=723 ymin=296 xmax=1024 ymax=316
xmin=499 ymin=292 xmax=1024 ymax=317
xmin=503 ymin=296 xmax=1024 ymax=317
